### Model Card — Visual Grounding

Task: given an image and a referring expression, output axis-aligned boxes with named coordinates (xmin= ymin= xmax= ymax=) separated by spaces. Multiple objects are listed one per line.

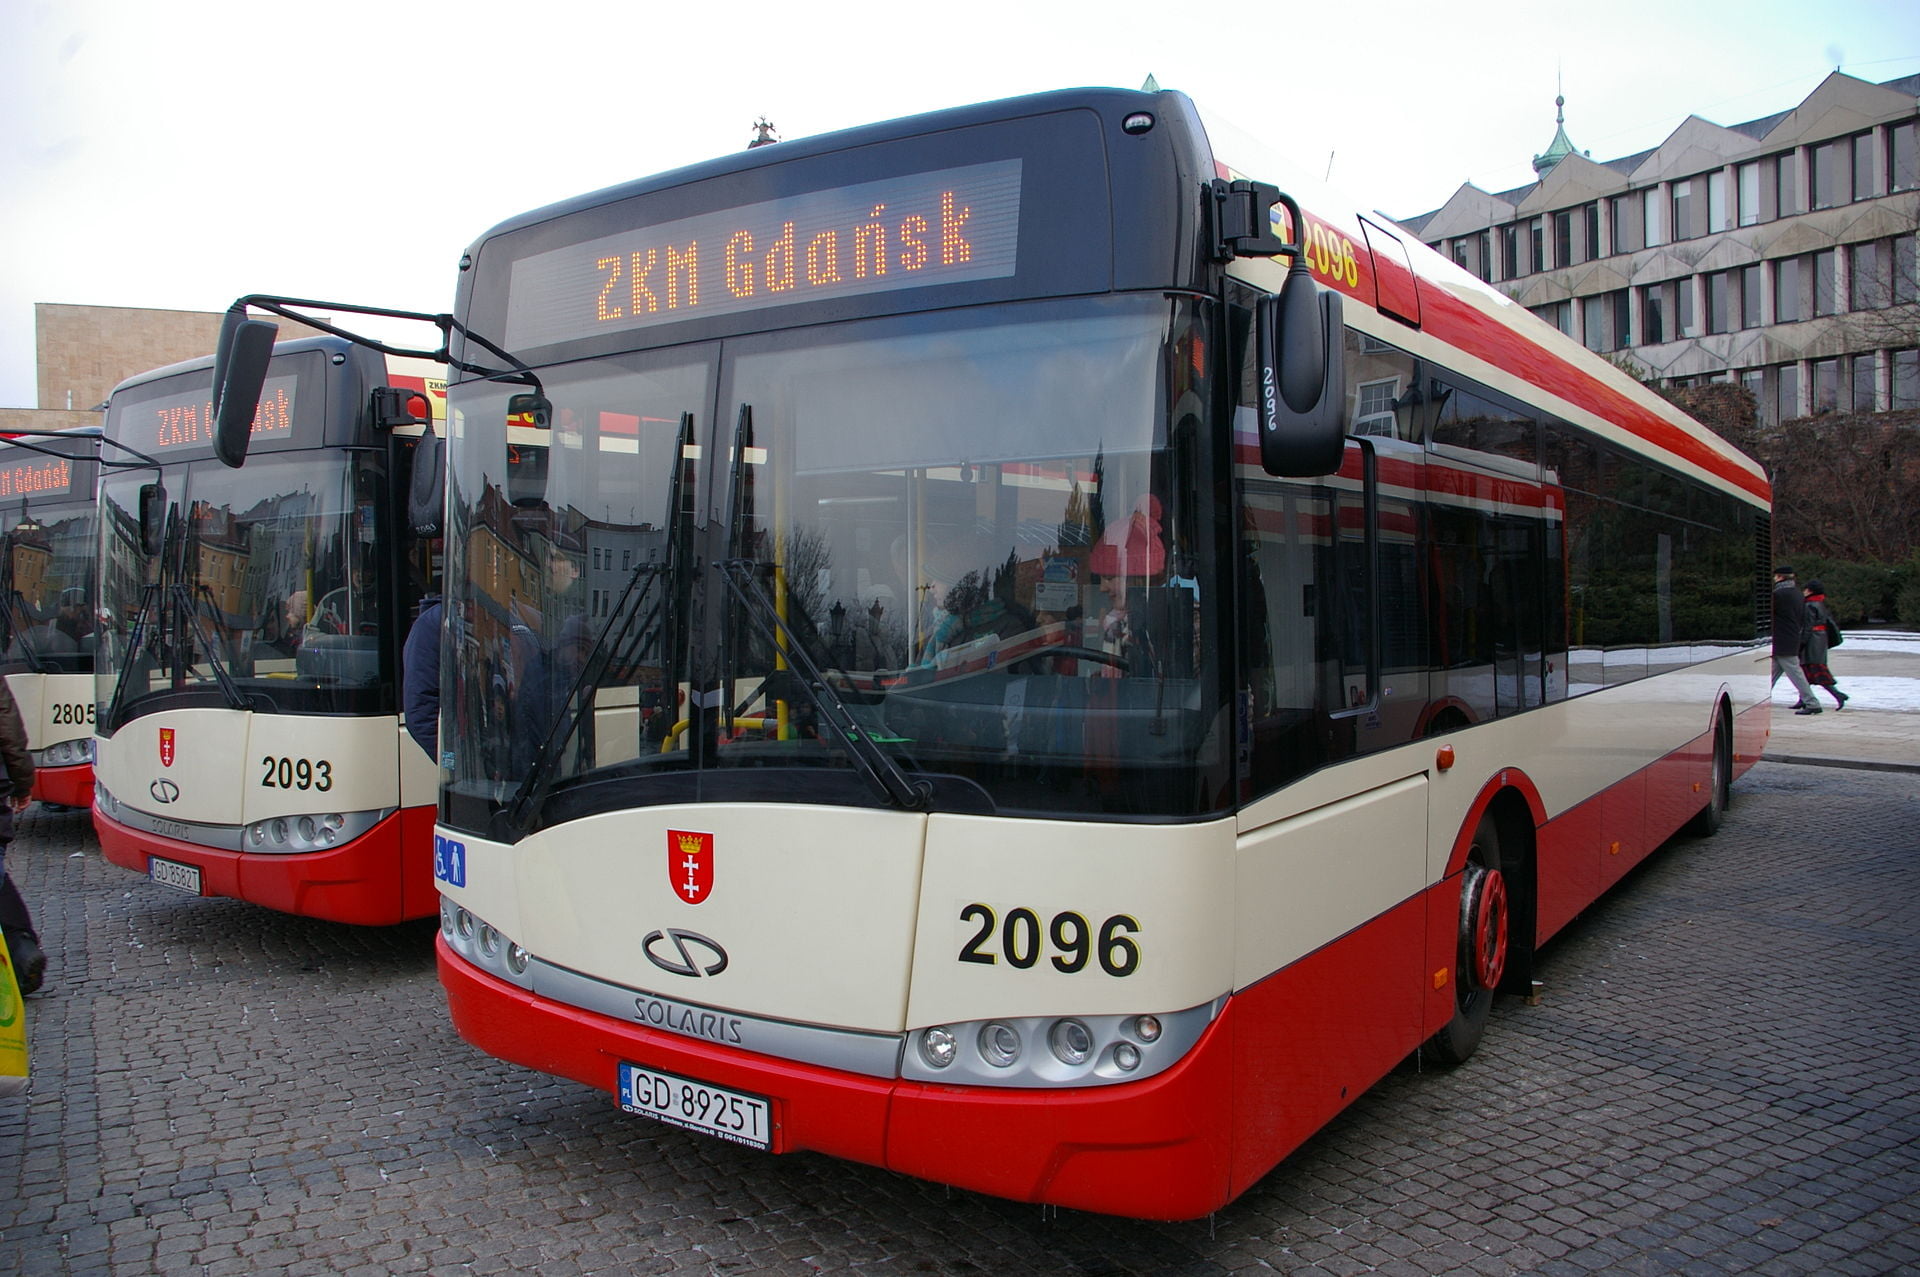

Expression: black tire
xmin=1684 ymin=712 xmax=1731 ymax=838
xmin=1426 ymin=812 xmax=1508 ymax=1066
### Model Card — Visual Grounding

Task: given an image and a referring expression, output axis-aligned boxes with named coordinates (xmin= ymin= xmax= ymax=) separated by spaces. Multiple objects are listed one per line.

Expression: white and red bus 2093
xmin=220 ymin=87 xmax=1770 ymax=1218
xmin=92 ymin=339 xmax=447 ymax=925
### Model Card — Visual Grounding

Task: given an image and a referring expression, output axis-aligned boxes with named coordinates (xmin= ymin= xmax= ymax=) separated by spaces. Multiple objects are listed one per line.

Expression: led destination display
xmin=505 ymin=159 xmax=1023 ymax=349
xmin=0 ymin=454 xmax=78 ymax=499
xmin=114 ymin=374 xmax=300 ymax=456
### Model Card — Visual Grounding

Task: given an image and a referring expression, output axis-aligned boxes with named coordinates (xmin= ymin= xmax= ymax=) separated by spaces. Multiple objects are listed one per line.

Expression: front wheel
xmin=1684 ymin=713 xmax=1731 ymax=837
xmin=1426 ymin=813 xmax=1508 ymax=1066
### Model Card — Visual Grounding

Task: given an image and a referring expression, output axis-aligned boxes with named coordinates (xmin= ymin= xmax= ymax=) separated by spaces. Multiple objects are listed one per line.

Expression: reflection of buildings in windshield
xmin=4 ymin=511 xmax=97 ymax=666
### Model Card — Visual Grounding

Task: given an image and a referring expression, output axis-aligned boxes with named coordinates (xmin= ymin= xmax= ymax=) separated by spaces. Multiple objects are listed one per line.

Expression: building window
xmin=1554 ymin=209 xmax=1574 ymax=268
xmin=1705 ymin=271 xmax=1732 ymax=335
xmin=1583 ymin=203 xmax=1600 ymax=262
xmin=1739 ymin=368 xmax=1764 ymax=411
xmin=1811 ymin=358 xmax=1840 ymax=413
xmin=1609 ymin=290 xmax=1631 ymax=351
xmin=1812 ymin=248 xmax=1838 ymax=316
xmin=1530 ymin=219 xmax=1545 ymax=274
xmin=1643 ymin=285 xmax=1666 ymax=344
xmin=1851 ymin=241 xmax=1888 ymax=310
xmin=1893 ymin=349 xmax=1919 ymax=410
xmin=1707 ymin=170 xmax=1730 ymax=233
xmin=1776 ymin=257 xmax=1804 ymax=322
xmin=1643 ymin=189 xmax=1665 ymax=247
xmin=1894 ymin=235 xmax=1918 ymax=306
xmin=1737 ymin=162 xmax=1762 ymax=227
xmin=1608 ymin=194 xmax=1637 ymax=254
xmin=1739 ymin=264 xmax=1763 ymax=328
xmin=1850 ymin=353 xmax=1877 ymax=412
xmin=1676 ymin=276 xmax=1698 ymax=337
xmin=1777 ymin=363 xmax=1801 ymax=422
xmin=1776 ymin=152 xmax=1804 ymax=216
xmin=1893 ymin=121 xmax=1919 ymax=192
xmin=1811 ymin=139 xmax=1850 ymax=210
xmin=1853 ymin=131 xmax=1879 ymax=201
xmin=1500 ymin=224 xmax=1521 ymax=278
xmin=1671 ymin=178 xmax=1695 ymax=240
xmin=1530 ymin=300 xmax=1571 ymax=334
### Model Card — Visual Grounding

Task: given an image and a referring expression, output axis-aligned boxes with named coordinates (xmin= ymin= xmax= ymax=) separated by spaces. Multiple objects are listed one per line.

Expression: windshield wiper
xmin=174 ymin=583 xmax=250 ymax=711
xmin=504 ymin=561 xmax=669 ymax=832
xmin=716 ymin=558 xmax=929 ymax=812
xmin=103 ymin=583 xmax=164 ymax=732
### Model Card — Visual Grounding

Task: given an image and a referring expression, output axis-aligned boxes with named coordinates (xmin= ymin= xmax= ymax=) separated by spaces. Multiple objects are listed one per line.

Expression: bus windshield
xmin=98 ymin=450 xmax=387 ymax=719
xmin=443 ymin=295 xmax=1232 ymax=835
xmin=2 ymin=499 xmax=98 ymax=676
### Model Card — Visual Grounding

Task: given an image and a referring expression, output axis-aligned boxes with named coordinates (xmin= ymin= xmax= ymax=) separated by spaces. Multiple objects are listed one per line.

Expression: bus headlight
xmin=919 ymin=1026 xmax=959 ymax=1069
xmin=1048 ymin=1019 xmax=1093 ymax=1066
xmin=979 ymin=1022 xmax=1021 ymax=1068
xmin=899 ymin=999 xmax=1224 ymax=1089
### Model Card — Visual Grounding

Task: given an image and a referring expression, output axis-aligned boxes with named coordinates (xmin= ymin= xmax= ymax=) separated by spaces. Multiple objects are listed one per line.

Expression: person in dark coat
xmin=0 ymin=677 xmax=43 ymax=994
xmin=402 ymin=596 xmax=443 ymax=761
xmin=1771 ymin=566 xmax=1821 ymax=715
xmin=1799 ymin=580 xmax=1849 ymax=710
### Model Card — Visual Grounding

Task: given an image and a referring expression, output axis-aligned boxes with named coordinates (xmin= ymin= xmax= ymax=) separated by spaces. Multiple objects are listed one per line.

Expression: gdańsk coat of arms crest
xmin=158 ymin=727 xmax=176 ymax=768
xmin=669 ymin=830 xmax=713 ymax=904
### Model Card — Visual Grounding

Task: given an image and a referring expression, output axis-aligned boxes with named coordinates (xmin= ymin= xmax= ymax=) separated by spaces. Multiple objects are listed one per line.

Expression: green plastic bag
xmin=0 ymin=928 xmax=27 ymax=1096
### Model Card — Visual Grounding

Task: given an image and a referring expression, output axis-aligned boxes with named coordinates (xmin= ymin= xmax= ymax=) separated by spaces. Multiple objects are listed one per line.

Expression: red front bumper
xmin=93 ymin=803 xmax=439 ymax=925
xmin=437 ymin=940 xmax=1237 ymax=1219
xmin=33 ymin=762 xmax=93 ymax=809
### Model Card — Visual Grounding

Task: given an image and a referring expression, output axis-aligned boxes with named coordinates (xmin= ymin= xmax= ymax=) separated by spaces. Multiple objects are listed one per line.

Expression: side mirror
xmin=407 ymin=426 xmax=445 ymax=538
xmin=505 ymin=393 xmax=552 ymax=508
xmin=1255 ymin=262 xmax=1347 ymax=477
xmin=211 ymin=310 xmax=279 ymax=469
xmin=139 ymin=482 xmax=168 ymax=556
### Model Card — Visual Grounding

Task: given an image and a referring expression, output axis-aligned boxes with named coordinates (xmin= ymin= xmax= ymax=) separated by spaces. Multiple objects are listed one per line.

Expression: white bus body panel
xmin=6 ymin=671 xmax=94 ymax=750
xmin=97 ymin=708 xmax=406 ymax=826
xmin=503 ymin=804 xmax=929 ymax=1033
xmin=905 ymin=814 xmax=1235 ymax=1027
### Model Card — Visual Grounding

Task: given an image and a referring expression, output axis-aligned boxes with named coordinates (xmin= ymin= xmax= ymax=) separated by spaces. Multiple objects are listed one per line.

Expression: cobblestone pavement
xmin=2 ymin=760 xmax=1917 ymax=1276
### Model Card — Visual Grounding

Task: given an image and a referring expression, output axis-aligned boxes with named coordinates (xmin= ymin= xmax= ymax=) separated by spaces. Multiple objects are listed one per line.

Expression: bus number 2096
xmin=957 ymin=904 xmax=1140 ymax=976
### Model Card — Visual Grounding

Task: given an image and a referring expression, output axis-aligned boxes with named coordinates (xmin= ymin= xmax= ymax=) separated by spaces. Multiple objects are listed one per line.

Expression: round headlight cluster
xmin=439 ymin=897 xmax=536 ymax=990
xmin=41 ymin=739 xmax=88 ymax=766
xmin=243 ymin=809 xmax=383 ymax=852
xmin=911 ymin=1006 xmax=1203 ymax=1086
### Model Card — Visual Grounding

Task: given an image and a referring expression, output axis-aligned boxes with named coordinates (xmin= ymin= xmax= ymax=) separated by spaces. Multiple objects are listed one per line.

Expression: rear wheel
xmin=1426 ymin=812 xmax=1507 ymax=1066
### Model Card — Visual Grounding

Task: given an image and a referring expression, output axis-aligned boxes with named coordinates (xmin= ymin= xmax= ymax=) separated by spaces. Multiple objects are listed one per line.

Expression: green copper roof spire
xmin=1531 ymin=82 xmax=1589 ymax=176
xmin=1141 ymin=73 xmax=1161 ymax=92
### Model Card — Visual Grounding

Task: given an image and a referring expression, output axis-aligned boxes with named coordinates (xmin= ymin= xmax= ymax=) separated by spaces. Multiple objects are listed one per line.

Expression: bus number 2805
xmin=957 ymin=904 xmax=1140 ymax=976
xmin=259 ymin=756 xmax=334 ymax=791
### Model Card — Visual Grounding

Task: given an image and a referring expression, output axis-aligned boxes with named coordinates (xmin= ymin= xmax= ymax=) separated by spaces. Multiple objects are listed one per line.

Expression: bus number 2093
xmin=957 ymin=904 xmax=1140 ymax=976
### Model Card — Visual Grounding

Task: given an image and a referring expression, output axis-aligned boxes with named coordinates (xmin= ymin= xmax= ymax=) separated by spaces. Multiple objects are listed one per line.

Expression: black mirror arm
xmin=226 ymin=295 xmax=543 ymax=393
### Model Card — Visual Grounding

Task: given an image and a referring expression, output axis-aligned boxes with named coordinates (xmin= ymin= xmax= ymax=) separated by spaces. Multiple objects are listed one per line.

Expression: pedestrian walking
xmin=1800 ymin=579 xmax=1849 ymax=710
xmin=0 ymin=677 xmax=43 ymax=995
xmin=1770 ymin=565 xmax=1822 ymax=715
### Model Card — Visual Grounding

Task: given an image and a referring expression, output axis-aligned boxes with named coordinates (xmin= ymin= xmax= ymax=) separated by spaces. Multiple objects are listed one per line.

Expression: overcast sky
xmin=3 ymin=0 xmax=1916 ymax=409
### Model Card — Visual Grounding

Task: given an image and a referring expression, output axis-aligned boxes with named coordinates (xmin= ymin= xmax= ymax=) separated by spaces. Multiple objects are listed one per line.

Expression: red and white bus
xmin=0 ymin=431 xmax=103 ymax=808
xmin=92 ymin=339 xmax=447 ymax=925
xmin=216 ymin=87 xmax=1771 ymax=1218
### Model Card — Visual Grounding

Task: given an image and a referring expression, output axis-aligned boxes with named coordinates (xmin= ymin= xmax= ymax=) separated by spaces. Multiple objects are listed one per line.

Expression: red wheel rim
xmin=1466 ymin=866 xmax=1509 ymax=991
